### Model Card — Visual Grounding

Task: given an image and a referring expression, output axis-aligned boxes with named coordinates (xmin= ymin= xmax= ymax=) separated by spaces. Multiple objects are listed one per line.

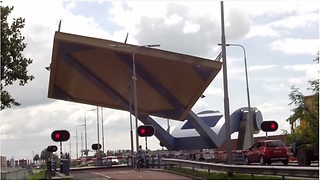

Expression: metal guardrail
xmin=162 ymin=158 xmax=319 ymax=179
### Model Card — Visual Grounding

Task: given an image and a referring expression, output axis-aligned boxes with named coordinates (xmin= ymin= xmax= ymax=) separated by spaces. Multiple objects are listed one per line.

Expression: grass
xmin=27 ymin=169 xmax=46 ymax=180
xmin=164 ymin=167 xmax=296 ymax=180
xmin=27 ymin=169 xmax=73 ymax=180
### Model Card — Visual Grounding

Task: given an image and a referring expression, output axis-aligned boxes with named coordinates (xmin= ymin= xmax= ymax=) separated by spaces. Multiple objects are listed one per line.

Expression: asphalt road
xmin=71 ymin=168 xmax=192 ymax=180
xmin=71 ymin=170 xmax=110 ymax=180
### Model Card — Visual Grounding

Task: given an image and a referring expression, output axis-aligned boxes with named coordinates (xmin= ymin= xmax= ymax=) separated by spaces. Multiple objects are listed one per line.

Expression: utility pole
xmin=220 ymin=0 xmax=233 ymax=166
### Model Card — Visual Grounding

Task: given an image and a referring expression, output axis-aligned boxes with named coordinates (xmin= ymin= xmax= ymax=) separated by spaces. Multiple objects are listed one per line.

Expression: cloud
xmin=245 ymin=25 xmax=280 ymax=38
xmin=284 ymin=64 xmax=319 ymax=80
xmin=228 ymin=64 xmax=277 ymax=80
xmin=269 ymin=12 xmax=319 ymax=29
xmin=205 ymin=87 xmax=223 ymax=97
xmin=226 ymin=8 xmax=251 ymax=40
xmin=269 ymin=38 xmax=319 ymax=55
xmin=263 ymin=83 xmax=287 ymax=92
xmin=249 ymin=65 xmax=277 ymax=72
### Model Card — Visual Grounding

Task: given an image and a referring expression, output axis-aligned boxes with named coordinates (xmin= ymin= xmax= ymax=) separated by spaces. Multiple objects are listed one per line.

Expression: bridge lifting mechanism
xmin=48 ymin=32 xmax=266 ymax=152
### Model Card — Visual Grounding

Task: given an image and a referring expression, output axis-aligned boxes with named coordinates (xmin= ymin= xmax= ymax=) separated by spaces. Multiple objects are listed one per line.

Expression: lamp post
xmin=101 ymin=107 xmax=105 ymax=153
xmin=109 ymin=43 xmax=161 ymax=153
xmin=96 ymin=106 xmax=100 ymax=154
xmin=84 ymin=108 xmax=96 ymax=157
xmin=132 ymin=44 xmax=160 ymax=152
xmin=219 ymin=0 xmax=233 ymax=166
xmin=81 ymin=131 xmax=84 ymax=157
xmin=128 ymin=79 xmax=134 ymax=156
xmin=218 ymin=43 xmax=253 ymax=146
xmin=76 ymin=124 xmax=84 ymax=159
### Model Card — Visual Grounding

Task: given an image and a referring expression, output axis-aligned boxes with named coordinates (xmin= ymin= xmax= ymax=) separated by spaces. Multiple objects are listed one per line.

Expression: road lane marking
xmin=118 ymin=171 xmax=128 ymax=174
xmin=86 ymin=171 xmax=111 ymax=179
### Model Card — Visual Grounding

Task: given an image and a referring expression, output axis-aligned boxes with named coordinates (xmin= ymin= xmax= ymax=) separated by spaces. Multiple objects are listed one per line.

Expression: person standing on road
xmin=136 ymin=145 xmax=145 ymax=171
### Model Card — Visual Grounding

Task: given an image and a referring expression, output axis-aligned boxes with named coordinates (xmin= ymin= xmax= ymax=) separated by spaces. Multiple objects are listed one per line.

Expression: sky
xmin=0 ymin=0 xmax=319 ymax=160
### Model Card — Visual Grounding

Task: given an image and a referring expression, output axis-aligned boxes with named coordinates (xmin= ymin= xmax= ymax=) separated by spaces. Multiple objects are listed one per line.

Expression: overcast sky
xmin=1 ymin=1 xmax=319 ymax=160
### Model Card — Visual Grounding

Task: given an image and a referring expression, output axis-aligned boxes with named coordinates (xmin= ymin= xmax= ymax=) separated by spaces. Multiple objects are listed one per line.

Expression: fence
xmin=162 ymin=158 xmax=319 ymax=179
xmin=1 ymin=168 xmax=31 ymax=180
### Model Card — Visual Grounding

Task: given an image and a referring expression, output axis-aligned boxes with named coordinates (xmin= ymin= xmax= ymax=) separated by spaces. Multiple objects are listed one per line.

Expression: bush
xmin=164 ymin=167 xmax=296 ymax=180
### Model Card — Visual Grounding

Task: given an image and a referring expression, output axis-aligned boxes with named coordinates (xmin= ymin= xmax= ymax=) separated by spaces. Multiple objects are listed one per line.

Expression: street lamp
xmin=76 ymin=124 xmax=85 ymax=159
xmin=84 ymin=108 xmax=96 ymax=157
xmin=132 ymin=44 xmax=160 ymax=152
xmin=101 ymin=107 xmax=105 ymax=153
xmin=109 ymin=43 xmax=161 ymax=153
xmin=218 ymin=43 xmax=254 ymax=146
xmin=219 ymin=1 xmax=233 ymax=166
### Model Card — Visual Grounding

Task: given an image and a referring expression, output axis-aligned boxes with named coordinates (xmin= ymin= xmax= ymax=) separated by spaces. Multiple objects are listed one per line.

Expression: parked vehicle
xmin=291 ymin=137 xmax=319 ymax=166
xmin=244 ymin=140 xmax=289 ymax=165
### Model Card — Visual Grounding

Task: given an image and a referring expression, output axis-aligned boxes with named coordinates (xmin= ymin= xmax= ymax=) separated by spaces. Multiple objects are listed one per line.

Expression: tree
xmin=33 ymin=154 xmax=40 ymax=162
xmin=40 ymin=148 xmax=50 ymax=161
xmin=286 ymin=53 xmax=319 ymax=147
xmin=1 ymin=6 xmax=34 ymax=110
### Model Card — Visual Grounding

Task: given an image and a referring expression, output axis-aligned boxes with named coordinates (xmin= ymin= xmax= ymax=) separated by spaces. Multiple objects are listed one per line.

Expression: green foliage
xmin=164 ymin=167 xmax=295 ymax=180
xmin=28 ymin=170 xmax=45 ymax=180
xmin=33 ymin=154 xmax=40 ymax=162
xmin=286 ymin=53 xmax=319 ymax=149
xmin=40 ymin=148 xmax=50 ymax=161
xmin=1 ymin=6 xmax=34 ymax=110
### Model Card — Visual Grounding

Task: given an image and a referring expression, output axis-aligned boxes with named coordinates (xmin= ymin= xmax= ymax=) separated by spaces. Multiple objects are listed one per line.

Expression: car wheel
xmin=259 ymin=155 xmax=265 ymax=165
xmin=244 ymin=156 xmax=250 ymax=165
xmin=282 ymin=160 xmax=289 ymax=165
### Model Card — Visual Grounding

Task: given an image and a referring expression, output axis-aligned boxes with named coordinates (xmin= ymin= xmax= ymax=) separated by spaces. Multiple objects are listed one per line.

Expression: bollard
xmin=146 ymin=155 xmax=149 ymax=168
xmin=151 ymin=156 xmax=155 ymax=168
xmin=60 ymin=159 xmax=70 ymax=176
xmin=157 ymin=155 xmax=161 ymax=168
xmin=60 ymin=160 xmax=63 ymax=173
xmin=46 ymin=161 xmax=52 ymax=179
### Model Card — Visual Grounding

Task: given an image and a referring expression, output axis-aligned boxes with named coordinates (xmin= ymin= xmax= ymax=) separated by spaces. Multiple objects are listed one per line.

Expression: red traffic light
xmin=51 ymin=130 xmax=70 ymax=142
xmin=261 ymin=121 xmax=278 ymax=132
xmin=137 ymin=125 xmax=155 ymax=137
xmin=47 ymin=145 xmax=58 ymax=152
xmin=91 ymin=143 xmax=102 ymax=150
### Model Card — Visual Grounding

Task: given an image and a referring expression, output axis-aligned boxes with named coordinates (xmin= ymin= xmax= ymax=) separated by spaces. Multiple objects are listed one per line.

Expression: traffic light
xmin=51 ymin=130 xmax=70 ymax=142
xmin=91 ymin=143 xmax=102 ymax=150
xmin=261 ymin=121 xmax=278 ymax=132
xmin=47 ymin=145 xmax=58 ymax=152
xmin=137 ymin=125 xmax=155 ymax=137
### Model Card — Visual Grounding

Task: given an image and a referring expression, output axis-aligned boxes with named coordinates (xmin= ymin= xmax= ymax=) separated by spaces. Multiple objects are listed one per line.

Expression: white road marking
xmin=118 ymin=171 xmax=128 ymax=174
xmin=86 ymin=171 xmax=111 ymax=179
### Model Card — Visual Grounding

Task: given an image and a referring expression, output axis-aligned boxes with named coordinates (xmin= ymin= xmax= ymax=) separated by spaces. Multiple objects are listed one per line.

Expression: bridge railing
xmin=162 ymin=158 xmax=319 ymax=179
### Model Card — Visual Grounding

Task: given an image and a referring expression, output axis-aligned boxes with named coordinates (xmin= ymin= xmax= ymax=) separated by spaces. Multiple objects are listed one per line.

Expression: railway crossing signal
xmin=137 ymin=125 xmax=155 ymax=137
xmin=47 ymin=145 xmax=58 ymax=152
xmin=261 ymin=121 xmax=278 ymax=132
xmin=51 ymin=130 xmax=70 ymax=142
xmin=91 ymin=143 xmax=102 ymax=150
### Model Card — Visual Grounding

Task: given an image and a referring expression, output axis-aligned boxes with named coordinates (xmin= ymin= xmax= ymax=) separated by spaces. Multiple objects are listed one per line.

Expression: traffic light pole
xmin=60 ymin=142 xmax=63 ymax=173
xmin=145 ymin=137 xmax=148 ymax=152
xmin=266 ymin=132 xmax=268 ymax=140
xmin=145 ymin=136 xmax=149 ymax=168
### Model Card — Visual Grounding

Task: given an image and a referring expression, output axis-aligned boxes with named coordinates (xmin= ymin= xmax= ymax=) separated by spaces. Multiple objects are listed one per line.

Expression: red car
xmin=244 ymin=140 xmax=289 ymax=165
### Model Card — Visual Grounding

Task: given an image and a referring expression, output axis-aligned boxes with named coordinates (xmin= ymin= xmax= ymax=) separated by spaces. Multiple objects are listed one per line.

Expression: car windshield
xmin=265 ymin=141 xmax=285 ymax=147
